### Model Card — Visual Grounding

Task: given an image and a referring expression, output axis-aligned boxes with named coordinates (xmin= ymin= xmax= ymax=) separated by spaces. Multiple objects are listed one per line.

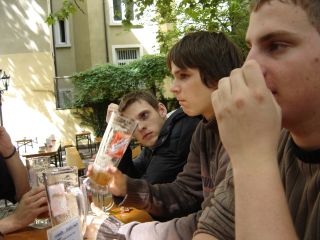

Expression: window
xmin=112 ymin=45 xmax=143 ymax=65
xmin=54 ymin=19 xmax=71 ymax=47
xmin=109 ymin=0 xmax=135 ymax=25
xmin=55 ymin=76 xmax=74 ymax=109
xmin=58 ymin=89 xmax=73 ymax=108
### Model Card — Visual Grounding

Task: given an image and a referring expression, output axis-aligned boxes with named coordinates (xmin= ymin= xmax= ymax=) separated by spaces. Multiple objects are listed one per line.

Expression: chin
xmin=183 ymin=109 xmax=198 ymax=117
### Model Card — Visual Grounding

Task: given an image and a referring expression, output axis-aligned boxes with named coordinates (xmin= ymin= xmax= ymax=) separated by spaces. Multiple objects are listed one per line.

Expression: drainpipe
xmin=102 ymin=0 xmax=109 ymax=63
xmin=48 ymin=0 xmax=59 ymax=108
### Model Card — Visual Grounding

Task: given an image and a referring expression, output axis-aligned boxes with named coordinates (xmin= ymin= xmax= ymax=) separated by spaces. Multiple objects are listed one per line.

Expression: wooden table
xmin=4 ymin=207 xmax=152 ymax=240
xmin=22 ymin=140 xmax=62 ymax=167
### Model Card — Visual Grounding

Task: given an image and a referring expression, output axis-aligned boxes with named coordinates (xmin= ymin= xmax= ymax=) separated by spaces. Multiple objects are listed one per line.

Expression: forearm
xmin=118 ymin=212 xmax=199 ymax=239
xmin=0 ymin=214 xmax=24 ymax=234
xmin=5 ymin=151 xmax=30 ymax=201
xmin=232 ymin=158 xmax=298 ymax=240
xmin=117 ymin=177 xmax=202 ymax=219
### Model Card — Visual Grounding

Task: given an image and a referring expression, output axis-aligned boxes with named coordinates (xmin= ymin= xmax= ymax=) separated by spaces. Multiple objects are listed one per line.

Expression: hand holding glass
xmin=26 ymin=156 xmax=51 ymax=227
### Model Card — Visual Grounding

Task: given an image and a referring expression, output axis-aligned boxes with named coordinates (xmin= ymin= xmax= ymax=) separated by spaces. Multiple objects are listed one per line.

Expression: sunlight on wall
xmin=131 ymin=25 xmax=159 ymax=54
xmin=3 ymin=96 xmax=58 ymax=144
xmin=0 ymin=52 xmax=85 ymax=146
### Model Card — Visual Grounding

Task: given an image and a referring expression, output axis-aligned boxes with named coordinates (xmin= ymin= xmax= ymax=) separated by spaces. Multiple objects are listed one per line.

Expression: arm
xmin=211 ymin=60 xmax=297 ymax=240
xmin=0 ymin=127 xmax=29 ymax=201
xmin=86 ymin=210 xmax=201 ymax=240
xmin=88 ymin=127 xmax=204 ymax=219
xmin=106 ymin=146 xmax=203 ymax=219
xmin=118 ymin=212 xmax=200 ymax=240
xmin=0 ymin=186 xmax=48 ymax=234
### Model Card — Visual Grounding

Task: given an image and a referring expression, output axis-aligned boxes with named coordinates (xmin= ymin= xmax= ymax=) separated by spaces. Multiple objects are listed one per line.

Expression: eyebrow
xmin=172 ymin=69 xmax=181 ymax=75
xmin=246 ymin=30 xmax=298 ymax=46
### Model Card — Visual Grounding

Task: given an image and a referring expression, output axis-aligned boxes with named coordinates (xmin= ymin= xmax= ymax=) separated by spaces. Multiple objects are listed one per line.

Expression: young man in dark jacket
xmin=115 ymin=91 xmax=201 ymax=184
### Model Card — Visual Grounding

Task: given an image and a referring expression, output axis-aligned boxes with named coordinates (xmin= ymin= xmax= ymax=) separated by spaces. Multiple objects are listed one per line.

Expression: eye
xmin=176 ymin=73 xmax=189 ymax=81
xmin=140 ymin=112 xmax=149 ymax=120
xmin=268 ymin=42 xmax=288 ymax=53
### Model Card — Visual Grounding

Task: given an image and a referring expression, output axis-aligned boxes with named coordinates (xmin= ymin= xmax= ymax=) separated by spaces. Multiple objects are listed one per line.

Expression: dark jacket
xmin=118 ymin=108 xmax=201 ymax=184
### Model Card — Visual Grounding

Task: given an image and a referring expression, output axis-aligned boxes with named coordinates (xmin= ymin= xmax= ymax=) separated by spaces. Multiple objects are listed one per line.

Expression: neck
xmin=290 ymin=125 xmax=320 ymax=151
xmin=202 ymin=108 xmax=215 ymax=121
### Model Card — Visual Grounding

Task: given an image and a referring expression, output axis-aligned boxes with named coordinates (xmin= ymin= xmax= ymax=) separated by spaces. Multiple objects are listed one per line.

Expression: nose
xmin=245 ymin=46 xmax=256 ymax=63
xmin=170 ymin=79 xmax=180 ymax=94
xmin=136 ymin=121 xmax=145 ymax=131
xmin=245 ymin=46 xmax=264 ymax=65
xmin=245 ymin=47 xmax=267 ymax=77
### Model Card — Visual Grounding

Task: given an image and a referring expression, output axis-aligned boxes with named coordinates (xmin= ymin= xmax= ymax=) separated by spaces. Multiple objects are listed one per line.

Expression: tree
xmin=47 ymin=0 xmax=249 ymax=54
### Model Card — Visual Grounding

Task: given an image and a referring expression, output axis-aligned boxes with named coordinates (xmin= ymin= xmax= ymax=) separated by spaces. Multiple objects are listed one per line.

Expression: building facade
xmin=0 ymin=0 xmax=159 ymax=146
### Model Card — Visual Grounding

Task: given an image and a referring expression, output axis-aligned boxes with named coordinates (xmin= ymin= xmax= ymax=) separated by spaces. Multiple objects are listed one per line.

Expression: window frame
xmin=53 ymin=19 xmax=71 ymax=48
xmin=108 ymin=0 xmax=136 ymax=25
xmin=112 ymin=44 xmax=143 ymax=65
xmin=54 ymin=76 xmax=75 ymax=109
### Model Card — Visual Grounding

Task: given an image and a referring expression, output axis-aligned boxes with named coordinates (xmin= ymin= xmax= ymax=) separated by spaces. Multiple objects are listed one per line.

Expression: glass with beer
xmin=26 ymin=156 xmax=51 ymax=227
xmin=85 ymin=111 xmax=137 ymax=194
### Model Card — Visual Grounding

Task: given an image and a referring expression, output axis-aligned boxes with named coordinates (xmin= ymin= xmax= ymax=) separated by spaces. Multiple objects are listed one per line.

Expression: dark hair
xmin=167 ymin=31 xmax=244 ymax=88
xmin=118 ymin=90 xmax=159 ymax=113
xmin=250 ymin=0 xmax=320 ymax=30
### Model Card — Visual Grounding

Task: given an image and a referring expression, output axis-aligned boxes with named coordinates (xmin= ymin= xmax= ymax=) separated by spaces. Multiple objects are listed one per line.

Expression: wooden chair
xmin=16 ymin=138 xmax=33 ymax=153
xmin=93 ymin=136 xmax=102 ymax=152
xmin=75 ymin=131 xmax=92 ymax=156
xmin=65 ymin=146 xmax=86 ymax=176
xmin=132 ymin=144 xmax=142 ymax=159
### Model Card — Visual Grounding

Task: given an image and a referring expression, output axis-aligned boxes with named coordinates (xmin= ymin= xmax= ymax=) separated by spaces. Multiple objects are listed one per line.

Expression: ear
xmin=158 ymin=103 xmax=167 ymax=118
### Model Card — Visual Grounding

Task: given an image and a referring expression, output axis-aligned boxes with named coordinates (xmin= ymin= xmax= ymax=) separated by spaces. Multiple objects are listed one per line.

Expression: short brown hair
xmin=250 ymin=0 xmax=320 ymax=30
xmin=167 ymin=31 xmax=244 ymax=88
xmin=118 ymin=91 xmax=159 ymax=113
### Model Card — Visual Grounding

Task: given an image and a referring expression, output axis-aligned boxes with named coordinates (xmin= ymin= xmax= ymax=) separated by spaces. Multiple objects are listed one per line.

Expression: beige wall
xmin=0 ymin=0 xmax=86 ymax=146
xmin=52 ymin=0 xmax=77 ymax=76
xmin=73 ymin=1 xmax=92 ymax=71
xmin=86 ymin=0 xmax=107 ymax=65
xmin=54 ymin=0 xmax=108 ymax=75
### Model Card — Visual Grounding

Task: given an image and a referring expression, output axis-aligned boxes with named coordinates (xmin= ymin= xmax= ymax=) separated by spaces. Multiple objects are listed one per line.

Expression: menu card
xmin=47 ymin=216 xmax=82 ymax=240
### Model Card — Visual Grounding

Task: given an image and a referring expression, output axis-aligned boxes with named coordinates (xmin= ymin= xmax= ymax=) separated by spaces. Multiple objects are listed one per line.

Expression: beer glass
xmin=43 ymin=166 xmax=87 ymax=235
xmin=80 ymin=176 xmax=114 ymax=214
xmin=84 ymin=111 xmax=137 ymax=194
xmin=26 ymin=156 xmax=51 ymax=227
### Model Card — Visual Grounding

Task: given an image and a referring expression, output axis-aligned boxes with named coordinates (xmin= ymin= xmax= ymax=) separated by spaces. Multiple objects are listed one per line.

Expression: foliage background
xmin=71 ymin=55 xmax=176 ymax=136
xmin=48 ymin=0 xmax=250 ymax=54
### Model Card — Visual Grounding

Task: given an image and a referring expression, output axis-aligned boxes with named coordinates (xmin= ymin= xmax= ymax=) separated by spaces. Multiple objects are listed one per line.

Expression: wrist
xmin=1 ymin=146 xmax=17 ymax=160
xmin=0 ymin=213 xmax=22 ymax=234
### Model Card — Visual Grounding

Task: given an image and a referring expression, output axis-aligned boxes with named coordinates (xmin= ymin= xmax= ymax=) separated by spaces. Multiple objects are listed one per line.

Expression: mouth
xmin=142 ymin=132 xmax=152 ymax=140
xmin=178 ymin=99 xmax=186 ymax=105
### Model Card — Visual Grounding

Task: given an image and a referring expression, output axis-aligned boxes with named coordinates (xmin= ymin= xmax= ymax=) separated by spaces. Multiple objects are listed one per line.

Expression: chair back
xmin=65 ymin=146 xmax=85 ymax=169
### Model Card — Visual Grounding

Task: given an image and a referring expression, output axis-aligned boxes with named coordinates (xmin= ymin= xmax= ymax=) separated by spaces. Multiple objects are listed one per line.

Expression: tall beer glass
xmin=85 ymin=111 xmax=137 ymax=193
xmin=26 ymin=156 xmax=51 ymax=228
